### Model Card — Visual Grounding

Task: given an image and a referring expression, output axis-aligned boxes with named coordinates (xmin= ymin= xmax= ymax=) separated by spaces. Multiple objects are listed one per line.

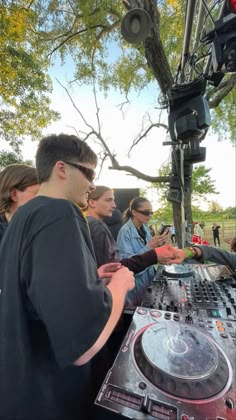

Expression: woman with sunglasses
xmin=0 ymin=164 xmax=39 ymax=243
xmin=116 ymin=196 xmax=169 ymax=306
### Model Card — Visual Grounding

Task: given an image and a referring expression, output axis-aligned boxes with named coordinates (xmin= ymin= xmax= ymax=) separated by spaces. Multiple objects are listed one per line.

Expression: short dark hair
xmin=36 ymin=134 xmax=98 ymax=183
xmin=0 ymin=164 xmax=37 ymax=214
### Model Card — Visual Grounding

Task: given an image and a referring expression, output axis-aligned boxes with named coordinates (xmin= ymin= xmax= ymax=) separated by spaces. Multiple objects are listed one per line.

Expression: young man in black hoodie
xmin=0 ymin=134 xmax=135 ymax=420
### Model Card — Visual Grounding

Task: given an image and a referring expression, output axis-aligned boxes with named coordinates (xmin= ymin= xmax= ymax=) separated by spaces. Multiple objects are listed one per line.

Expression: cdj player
xmin=142 ymin=263 xmax=236 ymax=321
xmin=95 ymin=307 xmax=236 ymax=420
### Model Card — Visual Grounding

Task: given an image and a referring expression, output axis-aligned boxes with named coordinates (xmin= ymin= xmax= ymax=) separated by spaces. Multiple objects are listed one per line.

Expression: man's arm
xmin=120 ymin=244 xmax=177 ymax=273
xmin=169 ymin=245 xmax=236 ymax=271
xmin=195 ymin=245 xmax=236 ymax=269
xmin=74 ymin=266 xmax=134 ymax=365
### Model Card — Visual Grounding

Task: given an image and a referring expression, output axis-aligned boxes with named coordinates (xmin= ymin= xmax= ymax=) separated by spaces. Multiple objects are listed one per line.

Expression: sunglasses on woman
xmin=136 ymin=210 xmax=153 ymax=216
xmin=63 ymin=161 xmax=95 ymax=182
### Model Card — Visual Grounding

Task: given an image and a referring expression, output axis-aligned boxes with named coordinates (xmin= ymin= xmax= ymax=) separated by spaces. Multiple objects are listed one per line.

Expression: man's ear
xmin=54 ymin=161 xmax=67 ymax=179
xmin=9 ymin=188 xmax=19 ymax=203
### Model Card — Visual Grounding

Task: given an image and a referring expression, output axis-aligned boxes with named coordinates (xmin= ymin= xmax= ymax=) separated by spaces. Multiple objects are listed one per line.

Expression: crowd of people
xmin=0 ymin=133 xmax=235 ymax=420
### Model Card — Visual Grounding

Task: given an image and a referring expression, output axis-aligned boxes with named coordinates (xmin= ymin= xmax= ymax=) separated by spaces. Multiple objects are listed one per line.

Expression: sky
xmin=1 ymin=55 xmax=235 ymax=211
xmin=17 ymin=61 xmax=236 ymax=212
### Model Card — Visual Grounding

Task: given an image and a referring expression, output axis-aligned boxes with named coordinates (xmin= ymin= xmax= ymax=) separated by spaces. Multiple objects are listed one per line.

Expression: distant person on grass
xmin=212 ymin=223 xmax=221 ymax=246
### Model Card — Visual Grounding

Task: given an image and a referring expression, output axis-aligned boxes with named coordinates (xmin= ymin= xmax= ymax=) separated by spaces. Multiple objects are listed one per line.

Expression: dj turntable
xmin=95 ymin=307 xmax=236 ymax=419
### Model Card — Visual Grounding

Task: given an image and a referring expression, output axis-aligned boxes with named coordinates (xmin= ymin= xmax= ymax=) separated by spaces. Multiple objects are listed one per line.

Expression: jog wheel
xmin=133 ymin=322 xmax=230 ymax=400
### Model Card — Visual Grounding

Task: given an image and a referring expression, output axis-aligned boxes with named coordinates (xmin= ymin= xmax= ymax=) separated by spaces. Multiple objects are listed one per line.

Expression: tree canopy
xmin=0 ymin=2 xmax=59 ymax=150
xmin=7 ymin=0 xmax=233 ymax=141
xmin=1 ymin=1 xmax=235 ymax=147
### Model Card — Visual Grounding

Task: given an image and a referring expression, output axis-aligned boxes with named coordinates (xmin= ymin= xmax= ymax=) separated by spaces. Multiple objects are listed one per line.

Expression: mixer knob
xmin=225 ymin=398 xmax=234 ymax=409
xmin=230 ymin=298 xmax=235 ymax=304
xmin=185 ymin=315 xmax=193 ymax=324
xmin=147 ymin=287 xmax=152 ymax=293
xmin=213 ymin=297 xmax=218 ymax=302
xmin=226 ymin=307 xmax=232 ymax=316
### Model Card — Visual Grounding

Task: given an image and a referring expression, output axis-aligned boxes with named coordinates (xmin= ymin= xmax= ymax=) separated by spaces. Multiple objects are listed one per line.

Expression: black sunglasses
xmin=63 ymin=161 xmax=95 ymax=183
xmin=136 ymin=210 xmax=153 ymax=216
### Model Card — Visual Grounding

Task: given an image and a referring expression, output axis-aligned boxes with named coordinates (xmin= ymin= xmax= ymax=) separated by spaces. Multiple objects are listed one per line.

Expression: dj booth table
xmin=94 ymin=263 xmax=236 ymax=420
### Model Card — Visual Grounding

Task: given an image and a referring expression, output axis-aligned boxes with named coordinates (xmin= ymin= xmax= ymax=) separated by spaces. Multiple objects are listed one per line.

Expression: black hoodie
xmin=0 ymin=215 xmax=8 ymax=244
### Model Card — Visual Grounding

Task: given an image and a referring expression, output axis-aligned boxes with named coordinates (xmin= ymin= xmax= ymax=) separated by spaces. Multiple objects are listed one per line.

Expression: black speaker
xmin=121 ymin=8 xmax=152 ymax=43
xmin=113 ymin=188 xmax=140 ymax=212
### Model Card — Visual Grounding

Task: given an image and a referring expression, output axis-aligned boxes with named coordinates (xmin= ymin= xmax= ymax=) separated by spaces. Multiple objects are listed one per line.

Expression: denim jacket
xmin=116 ymin=218 xmax=156 ymax=307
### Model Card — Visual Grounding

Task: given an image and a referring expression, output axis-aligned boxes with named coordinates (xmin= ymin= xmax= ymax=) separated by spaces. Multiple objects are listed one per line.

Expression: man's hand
xmin=167 ymin=248 xmax=188 ymax=264
xmin=108 ymin=266 xmax=135 ymax=293
xmin=155 ymin=244 xmax=180 ymax=264
xmin=97 ymin=262 xmax=122 ymax=278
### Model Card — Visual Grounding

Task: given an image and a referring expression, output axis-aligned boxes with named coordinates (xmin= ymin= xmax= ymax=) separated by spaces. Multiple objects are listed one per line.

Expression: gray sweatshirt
xmin=195 ymin=245 xmax=236 ymax=270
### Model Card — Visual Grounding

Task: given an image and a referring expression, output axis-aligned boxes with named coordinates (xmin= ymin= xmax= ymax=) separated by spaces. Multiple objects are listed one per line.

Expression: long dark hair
xmin=122 ymin=197 xmax=150 ymax=224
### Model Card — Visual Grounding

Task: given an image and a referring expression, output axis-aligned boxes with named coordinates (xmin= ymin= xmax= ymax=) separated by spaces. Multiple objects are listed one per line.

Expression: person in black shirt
xmin=0 ymin=134 xmax=135 ymax=420
xmin=0 ymin=164 xmax=39 ymax=243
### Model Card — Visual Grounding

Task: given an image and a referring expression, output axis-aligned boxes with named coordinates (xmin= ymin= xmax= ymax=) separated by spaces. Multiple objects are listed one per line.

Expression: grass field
xmin=150 ymin=219 xmax=236 ymax=250
xmin=202 ymin=220 xmax=236 ymax=250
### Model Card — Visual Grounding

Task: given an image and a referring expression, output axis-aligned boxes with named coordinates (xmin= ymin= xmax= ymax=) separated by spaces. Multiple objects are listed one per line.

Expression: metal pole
xmin=192 ymin=0 xmax=206 ymax=53
xmin=179 ymin=144 xmax=186 ymax=248
xmin=181 ymin=0 xmax=198 ymax=80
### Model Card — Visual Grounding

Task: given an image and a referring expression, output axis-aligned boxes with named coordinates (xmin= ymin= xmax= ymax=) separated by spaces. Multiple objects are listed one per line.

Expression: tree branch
xmin=109 ymin=162 xmax=170 ymax=183
xmin=128 ymin=118 xmax=168 ymax=155
xmin=56 ymin=80 xmax=171 ymax=183
xmin=48 ymin=24 xmax=107 ymax=56
xmin=208 ymin=74 xmax=236 ymax=108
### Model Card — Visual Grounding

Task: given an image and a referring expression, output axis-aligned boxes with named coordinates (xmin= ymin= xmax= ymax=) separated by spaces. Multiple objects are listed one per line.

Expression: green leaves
xmin=0 ymin=150 xmax=33 ymax=169
xmin=0 ymin=3 xmax=59 ymax=149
